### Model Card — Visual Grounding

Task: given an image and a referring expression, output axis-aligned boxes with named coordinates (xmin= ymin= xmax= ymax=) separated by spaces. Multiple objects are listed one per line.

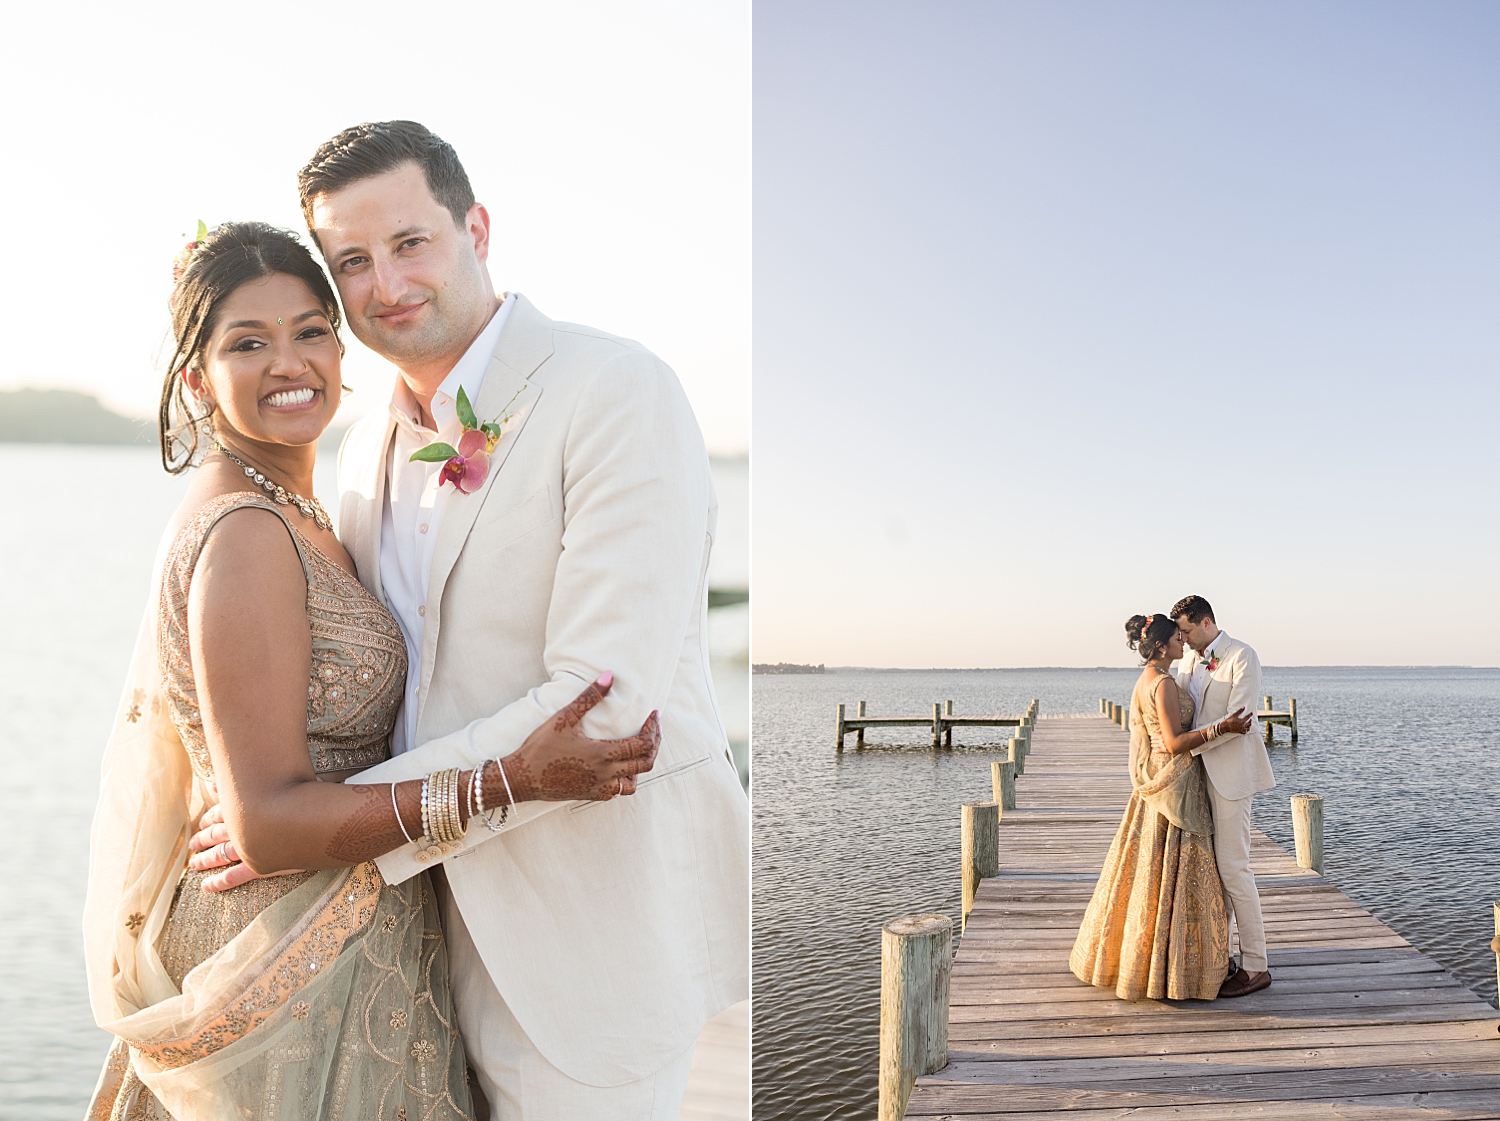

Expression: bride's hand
xmin=501 ymin=673 xmax=661 ymax=803
xmin=187 ymin=801 xmax=305 ymax=891
xmin=1219 ymin=707 xmax=1254 ymax=736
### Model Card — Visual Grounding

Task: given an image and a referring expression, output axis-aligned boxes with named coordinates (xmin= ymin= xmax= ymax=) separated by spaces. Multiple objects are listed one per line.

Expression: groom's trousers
xmin=1206 ymin=784 xmax=1269 ymax=973
xmin=435 ymin=871 xmax=696 ymax=1121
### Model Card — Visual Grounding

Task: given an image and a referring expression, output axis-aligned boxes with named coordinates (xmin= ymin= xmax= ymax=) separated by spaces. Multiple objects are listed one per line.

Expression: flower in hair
xmin=172 ymin=220 xmax=209 ymax=283
xmin=408 ymin=384 xmax=525 ymax=494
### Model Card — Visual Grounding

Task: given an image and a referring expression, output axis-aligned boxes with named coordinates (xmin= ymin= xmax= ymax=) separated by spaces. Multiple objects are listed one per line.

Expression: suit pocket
xmin=568 ymin=754 xmax=712 ymax=814
xmin=470 ymin=486 xmax=558 ymax=555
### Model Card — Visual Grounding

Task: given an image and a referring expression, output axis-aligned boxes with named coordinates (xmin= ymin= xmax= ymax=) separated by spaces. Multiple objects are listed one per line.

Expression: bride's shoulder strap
xmin=165 ymin=492 xmax=313 ymax=590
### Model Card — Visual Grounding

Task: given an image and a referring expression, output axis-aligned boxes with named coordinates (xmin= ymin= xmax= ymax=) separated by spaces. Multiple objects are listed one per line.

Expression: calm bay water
xmin=0 ymin=445 xmax=747 ymax=1119
xmin=751 ymin=666 xmax=1500 ymax=1121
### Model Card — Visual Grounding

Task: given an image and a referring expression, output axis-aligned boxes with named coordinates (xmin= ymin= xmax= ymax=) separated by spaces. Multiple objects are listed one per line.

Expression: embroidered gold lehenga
xmin=84 ymin=493 xmax=474 ymax=1120
xmin=1068 ymin=671 xmax=1230 ymax=1001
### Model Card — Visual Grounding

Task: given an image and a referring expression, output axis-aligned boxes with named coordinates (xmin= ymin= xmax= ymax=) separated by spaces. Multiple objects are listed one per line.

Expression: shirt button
xmin=418 ymin=605 xmax=426 ymax=617
xmin=419 ymin=523 xmax=429 ymax=534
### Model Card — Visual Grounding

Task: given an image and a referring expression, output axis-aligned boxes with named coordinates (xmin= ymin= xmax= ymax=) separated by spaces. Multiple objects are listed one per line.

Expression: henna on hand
xmin=494 ymin=674 xmax=661 ymax=804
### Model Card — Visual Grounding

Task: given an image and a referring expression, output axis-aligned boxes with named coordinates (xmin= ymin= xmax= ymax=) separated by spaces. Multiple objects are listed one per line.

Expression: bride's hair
xmin=1125 ymin=613 xmax=1177 ymax=663
xmin=158 ymin=221 xmax=344 ymax=475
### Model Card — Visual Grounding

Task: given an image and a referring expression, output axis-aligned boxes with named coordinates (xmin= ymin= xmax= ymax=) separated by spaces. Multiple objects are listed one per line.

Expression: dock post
xmin=1009 ymin=737 xmax=1025 ymax=776
xmin=1263 ymin=696 xmax=1275 ymax=745
xmin=878 ymin=914 xmax=951 ymax=1121
xmin=836 ymin=703 xmax=845 ymax=752
xmin=991 ymin=760 xmax=1016 ymax=811
xmin=1492 ymin=902 xmax=1500 ymax=1005
xmin=1291 ymin=793 xmax=1324 ymax=874
xmin=944 ymin=700 xmax=954 ymax=747
xmin=857 ymin=700 xmax=867 ymax=748
xmin=961 ymin=801 xmax=999 ymax=934
xmin=932 ymin=702 xmax=943 ymax=749
xmin=1289 ymin=697 xmax=1298 ymax=742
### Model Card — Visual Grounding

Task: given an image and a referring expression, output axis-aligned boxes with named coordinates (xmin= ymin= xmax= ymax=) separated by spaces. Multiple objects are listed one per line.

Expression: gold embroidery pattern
xmin=139 ymin=863 xmax=383 ymax=1069
xmin=290 ymin=1001 xmax=310 ymax=1021
xmin=124 ymin=912 xmax=145 ymax=934
xmin=390 ymin=1008 xmax=408 ymax=1029
xmin=411 ymin=1039 xmax=436 ymax=1063
xmin=125 ymin=688 xmax=145 ymax=724
xmin=156 ymin=493 xmax=406 ymax=781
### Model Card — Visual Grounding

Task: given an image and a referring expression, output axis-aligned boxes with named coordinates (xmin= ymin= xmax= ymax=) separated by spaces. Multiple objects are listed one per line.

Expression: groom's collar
xmin=1203 ymin=630 xmax=1229 ymax=658
xmin=387 ymin=293 xmax=515 ymax=436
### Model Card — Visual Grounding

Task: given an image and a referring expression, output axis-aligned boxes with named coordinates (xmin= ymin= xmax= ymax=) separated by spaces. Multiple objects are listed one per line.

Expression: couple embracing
xmin=1070 ymin=596 xmax=1276 ymax=1002
xmin=84 ymin=121 xmax=748 ymax=1120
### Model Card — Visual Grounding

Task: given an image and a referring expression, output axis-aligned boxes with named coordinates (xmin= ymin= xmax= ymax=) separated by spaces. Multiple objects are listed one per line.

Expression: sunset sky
xmin=753 ymin=0 xmax=1498 ymax=667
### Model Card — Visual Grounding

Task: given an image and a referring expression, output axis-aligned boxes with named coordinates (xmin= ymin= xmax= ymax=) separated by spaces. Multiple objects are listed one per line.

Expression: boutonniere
xmin=1199 ymin=652 xmax=1221 ymax=673
xmin=409 ymin=384 xmax=525 ymax=493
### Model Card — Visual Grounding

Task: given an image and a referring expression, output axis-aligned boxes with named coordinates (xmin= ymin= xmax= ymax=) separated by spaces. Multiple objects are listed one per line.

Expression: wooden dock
xmin=837 ymin=700 xmax=1030 ymax=750
xmin=903 ymin=713 xmax=1500 ymax=1119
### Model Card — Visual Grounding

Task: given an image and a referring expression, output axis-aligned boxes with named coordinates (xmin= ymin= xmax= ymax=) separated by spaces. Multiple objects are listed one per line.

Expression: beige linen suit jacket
xmin=338 ymin=295 xmax=749 ymax=1087
xmin=1176 ymin=634 xmax=1276 ymax=801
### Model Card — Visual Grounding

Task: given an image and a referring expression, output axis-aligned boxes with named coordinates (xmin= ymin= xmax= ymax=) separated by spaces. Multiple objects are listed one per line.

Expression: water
xmin=751 ymin=666 xmax=1500 ymax=1121
xmin=0 ymin=445 xmax=748 ymax=1119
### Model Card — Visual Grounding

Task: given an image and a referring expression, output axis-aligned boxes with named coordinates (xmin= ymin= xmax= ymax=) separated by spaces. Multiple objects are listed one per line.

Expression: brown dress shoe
xmin=1225 ymin=957 xmax=1239 ymax=981
xmin=1219 ymin=968 xmax=1272 ymax=998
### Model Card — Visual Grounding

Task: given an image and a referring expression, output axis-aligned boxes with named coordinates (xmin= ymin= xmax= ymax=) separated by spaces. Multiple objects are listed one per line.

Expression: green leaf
xmin=408 ymin=442 xmax=459 ymax=463
xmin=455 ymin=385 xmax=477 ymax=430
xmin=195 ymin=219 xmax=208 ymax=241
xmin=480 ymin=421 xmax=501 ymax=442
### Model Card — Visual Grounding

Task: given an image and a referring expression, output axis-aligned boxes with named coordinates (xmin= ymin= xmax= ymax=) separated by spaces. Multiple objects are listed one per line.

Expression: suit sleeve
xmin=349 ymin=349 xmax=712 ymax=884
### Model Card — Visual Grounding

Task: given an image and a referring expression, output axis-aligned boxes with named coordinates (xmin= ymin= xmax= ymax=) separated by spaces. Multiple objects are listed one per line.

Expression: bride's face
xmin=1164 ymin=632 xmax=1185 ymax=661
xmin=185 ymin=272 xmax=341 ymax=449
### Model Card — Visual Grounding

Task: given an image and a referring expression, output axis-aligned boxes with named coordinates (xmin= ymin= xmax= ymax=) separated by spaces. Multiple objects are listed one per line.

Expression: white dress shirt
xmin=1185 ymin=629 xmax=1230 ymax=714
xmin=381 ymin=294 xmax=514 ymax=756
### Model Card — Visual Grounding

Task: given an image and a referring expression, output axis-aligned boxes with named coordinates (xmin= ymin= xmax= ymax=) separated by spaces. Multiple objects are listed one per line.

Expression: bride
xmin=1068 ymin=613 xmax=1252 ymax=1000
xmin=84 ymin=222 xmax=658 ymax=1119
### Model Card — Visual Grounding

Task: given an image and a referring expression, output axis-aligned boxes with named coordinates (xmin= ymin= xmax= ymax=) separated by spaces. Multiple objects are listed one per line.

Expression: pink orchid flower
xmin=439 ymin=428 xmax=491 ymax=494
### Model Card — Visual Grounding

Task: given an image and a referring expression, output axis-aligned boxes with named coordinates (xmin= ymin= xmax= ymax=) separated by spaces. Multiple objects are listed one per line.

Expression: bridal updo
xmin=158 ymin=221 xmax=344 ymax=474
xmin=1125 ymin=613 xmax=1177 ymax=663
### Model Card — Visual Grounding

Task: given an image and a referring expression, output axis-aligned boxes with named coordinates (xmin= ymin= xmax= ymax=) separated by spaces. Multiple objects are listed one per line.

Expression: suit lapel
xmin=419 ymin=295 xmax=553 ymax=707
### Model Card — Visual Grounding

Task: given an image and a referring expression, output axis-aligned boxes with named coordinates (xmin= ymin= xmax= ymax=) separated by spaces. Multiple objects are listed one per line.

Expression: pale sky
xmin=3 ymin=0 xmax=748 ymax=454
xmin=753 ymin=0 xmax=1499 ymax=668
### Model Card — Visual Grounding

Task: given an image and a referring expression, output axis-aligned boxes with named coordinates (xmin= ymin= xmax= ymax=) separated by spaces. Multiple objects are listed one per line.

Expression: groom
xmin=301 ymin=121 xmax=748 ymax=1118
xmin=1171 ymin=595 xmax=1277 ymax=998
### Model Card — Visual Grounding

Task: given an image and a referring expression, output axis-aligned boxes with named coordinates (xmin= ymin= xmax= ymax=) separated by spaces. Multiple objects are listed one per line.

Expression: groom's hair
xmin=298 ymin=120 xmax=475 ymax=233
xmin=1170 ymin=595 xmax=1215 ymax=624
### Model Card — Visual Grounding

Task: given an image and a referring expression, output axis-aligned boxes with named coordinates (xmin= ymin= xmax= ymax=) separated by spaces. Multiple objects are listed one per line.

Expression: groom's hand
xmin=188 ymin=801 xmax=305 ymax=892
xmin=502 ymin=673 xmax=662 ymax=803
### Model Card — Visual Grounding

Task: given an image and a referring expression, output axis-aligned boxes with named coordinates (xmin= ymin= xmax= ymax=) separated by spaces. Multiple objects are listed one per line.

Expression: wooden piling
xmin=1492 ymin=901 xmax=1500 ymax=1004
xmin=879 ymin=914 xmax=951 ymax=1121
xmin=1291 ymin=793 xmax=1324 ymax=874
xmin=1009 ymin=737 xmax=1025 ymax=776
xmin=961 ymin=802 xmax=999 ymax=933
xmin=1289 ymin=696 xmax=1299 ymax=741
xmin=944 ymin=700 xmax=954 ymax=747
xmin=1264 ymin=695 xmax=1275 ymax=745
xmin=931 ymin=702 xmax=943 ymax=749
xmin=836 ymin=703 xmax=845 ymax=752
xmin=991 ymin=760 xmax=1016 ymax=811
xmin=857 ymin=700 xmax=867 ymax=748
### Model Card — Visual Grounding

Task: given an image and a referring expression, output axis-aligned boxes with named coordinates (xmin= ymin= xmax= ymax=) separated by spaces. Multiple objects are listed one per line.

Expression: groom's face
xmin=309 ymin=163 xmax=492 ymax=366
xmin=1175 ymin=615 xmax=1212 ymax=653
